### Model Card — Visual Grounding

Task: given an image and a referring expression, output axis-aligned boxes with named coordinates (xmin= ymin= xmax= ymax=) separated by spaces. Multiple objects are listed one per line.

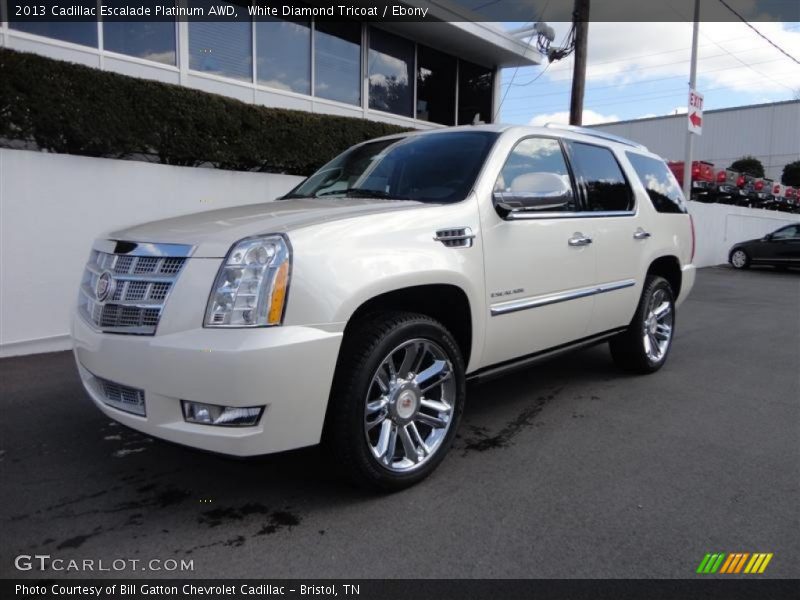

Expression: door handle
xmin=633 ymin=229 xmax=651 ymax=240
xmin=568 ymin=233 xmax=593 ymax=247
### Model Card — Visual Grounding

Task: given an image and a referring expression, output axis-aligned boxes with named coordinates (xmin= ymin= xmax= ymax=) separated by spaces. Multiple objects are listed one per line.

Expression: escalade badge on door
xmin=95 ymin=271 xmax=115 ymax=302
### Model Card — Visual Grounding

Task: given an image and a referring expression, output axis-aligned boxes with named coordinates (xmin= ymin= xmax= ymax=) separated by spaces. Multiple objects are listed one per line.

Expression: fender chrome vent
xmin=434 ymin=227 xmax=475 ymax=248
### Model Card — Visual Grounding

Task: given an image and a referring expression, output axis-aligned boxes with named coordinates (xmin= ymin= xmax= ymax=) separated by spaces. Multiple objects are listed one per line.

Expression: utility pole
xmin=569 ymin=0 xmax=590 ymax=125
xmin=682 ymin=0 xmax=701 ymax=201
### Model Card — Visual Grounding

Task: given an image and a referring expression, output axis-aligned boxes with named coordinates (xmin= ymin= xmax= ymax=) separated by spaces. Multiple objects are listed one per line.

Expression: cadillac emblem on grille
xmin=95 ymin=271 xmax=115 ymax=302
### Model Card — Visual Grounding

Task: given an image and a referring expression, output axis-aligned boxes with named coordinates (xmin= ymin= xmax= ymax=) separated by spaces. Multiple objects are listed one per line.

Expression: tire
xmin=729 ymin=249 xmax=750 ymax=269
xmin=324 ymin=311 xmax=466 ymax=492
xmin=609 ymin=275 xmax=676 ymax=374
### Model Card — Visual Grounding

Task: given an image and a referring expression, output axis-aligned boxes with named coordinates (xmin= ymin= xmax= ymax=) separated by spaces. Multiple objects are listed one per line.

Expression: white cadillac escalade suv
xmin=72 ymin=124 xmax=696 ymax=490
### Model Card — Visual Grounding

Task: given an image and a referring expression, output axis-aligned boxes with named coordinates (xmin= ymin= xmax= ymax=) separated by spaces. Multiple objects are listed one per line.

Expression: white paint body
xmin=69 ymin=125 xmax=698 ymax=455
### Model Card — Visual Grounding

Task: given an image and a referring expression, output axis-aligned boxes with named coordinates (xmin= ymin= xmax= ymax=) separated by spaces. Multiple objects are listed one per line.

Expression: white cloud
xmin=528 ymin=109 xmax=620 ymax=126
xmin=537 ymin=21 xmax=800 ymax=95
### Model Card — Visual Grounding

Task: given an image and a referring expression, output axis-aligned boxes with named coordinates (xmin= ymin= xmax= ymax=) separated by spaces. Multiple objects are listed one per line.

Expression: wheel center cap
xmin=395 ymin=389 xmax=418 ymax=420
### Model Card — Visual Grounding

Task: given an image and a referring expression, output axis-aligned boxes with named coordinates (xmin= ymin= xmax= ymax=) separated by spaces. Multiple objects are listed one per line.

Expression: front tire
xmin=324 ymin=311 xmax=466 ymax=491
xmin=730 ymin=249 xmax=750 ymax=269
xmin=609 ymin=275 xmax=676 ymax=374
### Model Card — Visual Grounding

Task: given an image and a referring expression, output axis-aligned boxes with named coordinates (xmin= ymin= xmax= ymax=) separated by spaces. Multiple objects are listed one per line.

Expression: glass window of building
xmin=368 ymin=28 xmax=413 ymax=117
xmin=315 ymin=21 xmax=362 ymax=106
xmin=458 ymin=60 xmax=493 ymax=125
xmin=103 ymin=1 xmax=176 ymax=66
xmin=416 ymin=45 xmax=456 ymax=125
xmin=256 ymin=16 xmax=311 ymax=95
xmin=189 ymin=1 xmax=252 ymax=81
xmin=9 ymin=0 xmax=98 ymax=48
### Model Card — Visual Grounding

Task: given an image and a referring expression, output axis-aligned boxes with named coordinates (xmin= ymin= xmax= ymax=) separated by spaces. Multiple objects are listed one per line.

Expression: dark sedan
xmin=729 ymin=224 xmax=800 ymax=270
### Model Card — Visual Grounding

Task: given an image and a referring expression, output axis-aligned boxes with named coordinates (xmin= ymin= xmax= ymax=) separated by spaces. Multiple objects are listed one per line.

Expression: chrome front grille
xmin=78 ymin=240 xmax=193 ymax=335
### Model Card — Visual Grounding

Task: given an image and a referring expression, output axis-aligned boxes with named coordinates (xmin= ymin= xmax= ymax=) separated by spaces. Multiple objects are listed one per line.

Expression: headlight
xmin=204 ymin=235 xmax=291 ymax=327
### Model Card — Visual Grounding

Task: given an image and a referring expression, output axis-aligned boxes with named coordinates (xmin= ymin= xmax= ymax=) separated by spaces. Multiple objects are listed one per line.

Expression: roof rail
xmin=544 ymin=123 xmax=648 ymax=151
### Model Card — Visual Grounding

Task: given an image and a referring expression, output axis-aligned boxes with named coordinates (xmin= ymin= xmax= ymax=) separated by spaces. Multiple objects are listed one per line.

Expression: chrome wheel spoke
xmin=655 ymin=324 xmax=671 ymax=340
xmin=408 ymin=422 xmax=430 ymax=456
xmin=375 ymin=369 xmax=390 ymax=394
xmin=399 ymin=425 xmax=419 ymax=463
xmin=415 ymin=411 xmax=447 ymax=429
xmin=383 ymin=424 xmax=398 ymax=465
xmin=366 ymin=396 xmax=388 ymax=413
xmin=374 ymin=420 xmax=392 ymax=459
xmin=653 ymin=301 xmax=671 ymax=320
xmin=415 ymin=360 xmax=452 ymax=393
xmin=420 ymin=398 xmax=451 ymax=413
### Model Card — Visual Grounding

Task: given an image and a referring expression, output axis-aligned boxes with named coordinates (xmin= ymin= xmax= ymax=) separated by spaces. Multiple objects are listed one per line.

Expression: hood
xmin=108 ymin=197 xmax=428 ymax=257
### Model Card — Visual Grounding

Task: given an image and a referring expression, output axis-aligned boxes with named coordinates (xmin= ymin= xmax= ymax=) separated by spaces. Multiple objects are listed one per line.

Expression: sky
xmin=497 ymin=21 xmax=800 ymax=126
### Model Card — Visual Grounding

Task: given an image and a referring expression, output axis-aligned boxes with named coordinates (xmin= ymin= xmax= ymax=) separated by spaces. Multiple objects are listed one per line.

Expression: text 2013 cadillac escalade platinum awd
xmin=72 ymin=124 xmax=696 ymax=490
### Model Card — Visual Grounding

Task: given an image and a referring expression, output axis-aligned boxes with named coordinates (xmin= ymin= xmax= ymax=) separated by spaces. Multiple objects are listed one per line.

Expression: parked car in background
xmin=712 ymin=168 xmax=745 ymax=205
xmin=734 ymin=173 xmax=755 ymax=207
xmin=747 ymin=177 xmax=774 ymax=209
xmin=729 ymin=224 xmax=800 ymax=270
xmin=783 ymin=187 xmax=798 ymax=213
xmin=668 ymin=160 xmax=715 ymax=201
xmin=769 ymin=184 xmax=798 ymax=213
xmin=71 ymin=124 xmax=696 ymax=490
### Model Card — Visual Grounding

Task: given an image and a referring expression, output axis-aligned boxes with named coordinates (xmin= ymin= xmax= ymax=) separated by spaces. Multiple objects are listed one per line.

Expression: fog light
xmin=181 ymin=401 xmax=264 ymax=427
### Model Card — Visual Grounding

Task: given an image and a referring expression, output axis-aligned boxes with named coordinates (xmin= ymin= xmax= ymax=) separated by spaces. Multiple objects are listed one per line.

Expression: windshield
xmin=285 ymin=131 xmax=499 ymax=203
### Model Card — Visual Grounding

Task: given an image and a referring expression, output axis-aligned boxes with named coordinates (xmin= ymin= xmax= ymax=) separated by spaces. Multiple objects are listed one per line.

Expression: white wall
xmin=687 ymin=200 xmax=800 ymax=268
xmin=0 ymin=149 xmax=302 ymax=357
xmin=2 ymin=150 xmax=798 ymax=357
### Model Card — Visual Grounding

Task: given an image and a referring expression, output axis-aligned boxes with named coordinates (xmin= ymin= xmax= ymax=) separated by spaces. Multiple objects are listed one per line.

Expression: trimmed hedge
xmin=0 ymin=48 xmax=410 ymax=175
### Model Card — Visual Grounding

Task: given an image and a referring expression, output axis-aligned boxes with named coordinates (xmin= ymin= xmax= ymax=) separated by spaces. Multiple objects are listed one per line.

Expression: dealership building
xmin=591 ymin=100 xmax=800 ymax=182
xmin=0 ymin=1 xmax=538 ymax=128
xmin=0 ymin=2 xmax=541 ymax=356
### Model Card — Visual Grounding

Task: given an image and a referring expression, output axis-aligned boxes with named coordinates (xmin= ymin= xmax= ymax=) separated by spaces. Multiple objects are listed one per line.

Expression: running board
xmin=466 ymin=328 xmax=626 ymax=384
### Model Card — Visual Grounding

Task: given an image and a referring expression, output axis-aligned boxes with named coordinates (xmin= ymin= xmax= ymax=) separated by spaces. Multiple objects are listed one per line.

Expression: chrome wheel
xmin=731 ymin=250 xmax=747 ymax=268
xmin=364 ymin=339 xmax=455 ymax=473
xmin=642 ymin=289 xmax=673 ymax=363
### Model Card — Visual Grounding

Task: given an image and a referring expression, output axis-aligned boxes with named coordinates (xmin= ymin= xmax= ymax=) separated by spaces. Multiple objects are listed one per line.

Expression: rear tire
xmin=324 ymin=311 xmax=466 ymax=492
xmin=610 ymin=275 xmax=675 ymax=374
xmin=729 ymin=249 xmax=750 ymax=269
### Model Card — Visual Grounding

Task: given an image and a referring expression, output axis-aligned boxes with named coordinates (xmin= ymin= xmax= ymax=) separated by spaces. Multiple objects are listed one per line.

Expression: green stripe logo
xmin=696 ymin=553 xmax=726 ymax=574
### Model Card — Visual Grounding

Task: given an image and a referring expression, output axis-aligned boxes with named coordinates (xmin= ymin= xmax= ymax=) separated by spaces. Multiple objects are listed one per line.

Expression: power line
xmin=493 ymin=22 xmax=538 ymax=121
xmin=716 ymin=0 xmax=800 ymax=65
xmin=508 ymin=56 xmax=789 ymax=100
xmin=493 ymin=0 xmax=553 ymax=120
xmin=502 ymin=69 xmax=798 ymax=115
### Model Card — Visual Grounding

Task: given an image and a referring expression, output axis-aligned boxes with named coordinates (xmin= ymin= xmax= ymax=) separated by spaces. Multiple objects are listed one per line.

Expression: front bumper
xmin=72 ymin=314 xmax=343 ymax=456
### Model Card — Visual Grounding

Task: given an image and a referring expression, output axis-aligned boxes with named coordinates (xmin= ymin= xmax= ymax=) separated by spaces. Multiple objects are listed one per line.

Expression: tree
xmin=782 ymin=161 xmax=800 ymax=186
xmin=730 ymin=156 xmax=765 ymax=178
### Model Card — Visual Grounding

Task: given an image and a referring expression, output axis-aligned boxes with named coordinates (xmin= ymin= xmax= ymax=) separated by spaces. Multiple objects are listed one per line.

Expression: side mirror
xmin=493 ymin=172 xmax=572 ymax=218
xmin=763 ymin=234 xmax=773 ymax=241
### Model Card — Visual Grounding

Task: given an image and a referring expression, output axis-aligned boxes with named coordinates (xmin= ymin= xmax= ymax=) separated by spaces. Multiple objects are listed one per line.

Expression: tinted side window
xmin=772 ymin=225 xmax=799 ymax=240
xmin=495 ymin=138 xmax=577 ymax=212
xmin=626 ymin=152 xmax=687 ymax=214
xmin=566 ymin=142 xmax=633 ymax=212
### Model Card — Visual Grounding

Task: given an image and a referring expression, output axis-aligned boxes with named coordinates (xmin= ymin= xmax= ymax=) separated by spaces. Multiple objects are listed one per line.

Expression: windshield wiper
xmin=311 ymin=188 xmax=411 ymax=200
xmin=344 ymin=188 xmax=410 ymax=200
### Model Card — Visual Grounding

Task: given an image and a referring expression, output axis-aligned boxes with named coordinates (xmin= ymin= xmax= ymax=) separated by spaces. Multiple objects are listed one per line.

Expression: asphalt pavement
xmin=1 ymin=266 xmax=798 ymax=579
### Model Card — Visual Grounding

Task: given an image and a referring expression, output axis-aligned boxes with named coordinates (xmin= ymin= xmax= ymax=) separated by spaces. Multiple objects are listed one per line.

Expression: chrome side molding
xmin=491 ymin=279 xmax=636 ymax=316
